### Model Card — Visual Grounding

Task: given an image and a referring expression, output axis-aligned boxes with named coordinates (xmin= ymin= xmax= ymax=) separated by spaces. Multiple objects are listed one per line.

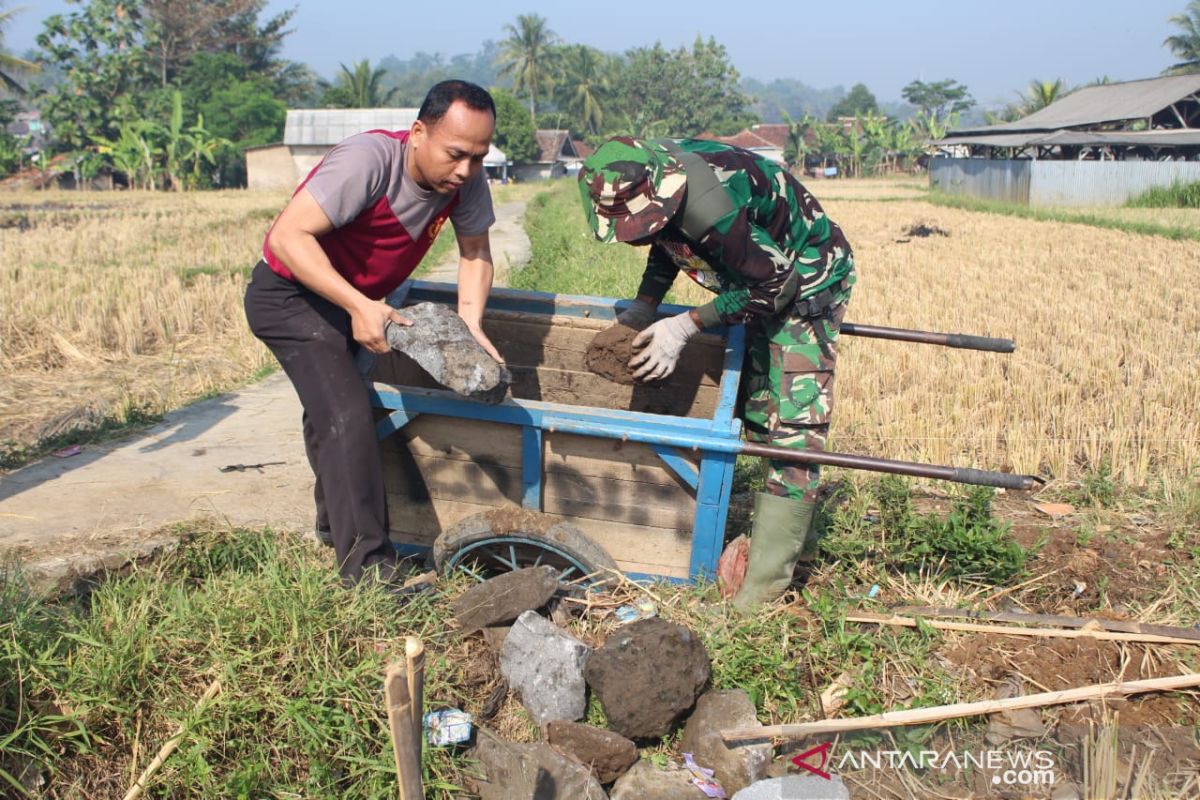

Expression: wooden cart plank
xmin=481 ymin=317 xmax=723 ymax=387
xmin=385 ymin=497 xmax=692 ymax=577
xmin=543 ymin=472 xmax=694 ymax=530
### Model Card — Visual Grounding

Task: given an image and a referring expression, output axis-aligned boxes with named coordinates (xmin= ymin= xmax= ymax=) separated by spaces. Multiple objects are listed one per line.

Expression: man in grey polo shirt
xmin=245 ymin=80 xmax=499 ymax=594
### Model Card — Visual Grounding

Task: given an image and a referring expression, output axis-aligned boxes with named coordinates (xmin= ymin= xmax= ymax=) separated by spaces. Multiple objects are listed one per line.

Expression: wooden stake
xmin=846 ymin=612 xmax=1200 ymax=646
xmin=893 ymin=605 xmax=1200 ymax=642
xmin=385 ymin=637 xmax=425 ymax=800
xmin=721 ymin=673 xmax=1200 ymax=742
xmin=123 ymin=678 xmax=221 ymax=800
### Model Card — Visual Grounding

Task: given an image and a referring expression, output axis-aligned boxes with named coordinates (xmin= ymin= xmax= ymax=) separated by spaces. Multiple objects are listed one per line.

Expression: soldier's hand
xmin=629 ymin=311 xmax=700 ymax=382
xmin=616 ymin=298 xmax=657 ymax=329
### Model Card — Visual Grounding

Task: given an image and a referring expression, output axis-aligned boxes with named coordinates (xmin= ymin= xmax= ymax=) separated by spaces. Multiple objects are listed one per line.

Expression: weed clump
xmin=821 ymin=475 xmax=1030 ymax=583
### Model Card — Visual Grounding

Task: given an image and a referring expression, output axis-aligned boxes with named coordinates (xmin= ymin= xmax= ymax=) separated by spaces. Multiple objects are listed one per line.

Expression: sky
xmin=7 ymin=0 xmax=1188 ymax=106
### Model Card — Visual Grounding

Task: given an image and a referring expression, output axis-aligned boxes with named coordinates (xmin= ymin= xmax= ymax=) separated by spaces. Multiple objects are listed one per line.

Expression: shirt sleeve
xmin=449 ymin=169 xmax=496 ymax=237
xmin=303 ymin=133 xmax=392 ymax=228
xmin=636 ymin=243 xmax=680 ymax=303
xmin=693 ymin=212 xmax=802 ymax=329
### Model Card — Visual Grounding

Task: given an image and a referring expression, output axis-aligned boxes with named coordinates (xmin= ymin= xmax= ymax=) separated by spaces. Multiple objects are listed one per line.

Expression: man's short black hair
xmin=418 ymin=80 xmax=495 ymax=126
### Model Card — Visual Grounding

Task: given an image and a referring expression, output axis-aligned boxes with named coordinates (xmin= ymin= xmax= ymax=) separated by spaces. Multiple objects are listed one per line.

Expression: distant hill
xmin=742 ymin=77 xmax=846 ymax=121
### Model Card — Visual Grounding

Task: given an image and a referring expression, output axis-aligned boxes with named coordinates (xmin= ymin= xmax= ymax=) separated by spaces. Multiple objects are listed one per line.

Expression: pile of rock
xmin=450 ymin=567 xmax=818 ymax=799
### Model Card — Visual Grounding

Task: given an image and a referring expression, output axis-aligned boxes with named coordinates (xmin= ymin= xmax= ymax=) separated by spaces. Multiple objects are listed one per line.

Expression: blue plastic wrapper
xmin=614 ymin=600 xmax=658 ymax=625
xmin=424 ymin=709 xmax=473 ymax=747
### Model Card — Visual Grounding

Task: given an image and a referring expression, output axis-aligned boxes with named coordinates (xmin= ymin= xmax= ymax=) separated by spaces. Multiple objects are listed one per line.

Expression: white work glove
xmin=629 ymin=311 xmax=700 ymax=382
xmin=616 ymin=298 xmax=657 ymax=328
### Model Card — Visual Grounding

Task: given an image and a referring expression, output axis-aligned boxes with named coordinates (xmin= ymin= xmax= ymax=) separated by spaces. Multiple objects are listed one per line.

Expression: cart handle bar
xmin=740 ymin=442 xmax=1038 ymax=490
xmin=841 ymin=323 xmax=1015 ymax=353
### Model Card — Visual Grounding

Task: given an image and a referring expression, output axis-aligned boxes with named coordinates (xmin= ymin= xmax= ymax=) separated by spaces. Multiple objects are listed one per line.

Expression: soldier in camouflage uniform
xmin=578 ymin=136 xmax=855 ymax=609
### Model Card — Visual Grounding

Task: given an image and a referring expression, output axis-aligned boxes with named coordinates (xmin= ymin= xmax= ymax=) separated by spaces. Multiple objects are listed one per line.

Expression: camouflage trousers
xmin=740 ymin=279 xmax=854 ymax=503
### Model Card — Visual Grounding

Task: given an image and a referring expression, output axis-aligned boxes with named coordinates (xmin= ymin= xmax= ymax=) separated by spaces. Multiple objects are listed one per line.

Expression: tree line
xmin=2 ymin=2 xmax=1200 ymax=187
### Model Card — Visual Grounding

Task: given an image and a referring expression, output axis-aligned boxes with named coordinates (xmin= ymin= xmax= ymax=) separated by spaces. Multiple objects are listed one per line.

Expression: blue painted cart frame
xmin=369 ymin=280 xmax=746 ymax=583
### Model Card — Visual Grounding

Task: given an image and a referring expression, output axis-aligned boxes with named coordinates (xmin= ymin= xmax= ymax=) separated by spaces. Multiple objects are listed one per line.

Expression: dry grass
xmin=0 ymin=184 xmax=535 ymax=455
xmin=1 ymin=190 xmax=287 ymax=449
xmin=671 ymin=192 xmax=1200 ymax=484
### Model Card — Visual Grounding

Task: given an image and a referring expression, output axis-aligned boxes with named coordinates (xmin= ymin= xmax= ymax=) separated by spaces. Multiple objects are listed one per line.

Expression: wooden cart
xmin=369 ymin=281 xmax=745 ymax=583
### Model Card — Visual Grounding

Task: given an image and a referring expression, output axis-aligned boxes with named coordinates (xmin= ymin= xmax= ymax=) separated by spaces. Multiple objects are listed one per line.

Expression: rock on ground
xmin=681 ymin=689 xmax=772 ymax=795
xmin=452 ymin=565 xmax=561 ymax=633
xmin=469 ymin=728 xmax=608 ymax=800
xmin=608 ymin=760 xmax=700 ymax=800
xmin=384 ymin=302 xmax=509 ymax=402
xmin=732 ymin=775 xmax=850 ymax=800
xmin=583 ymin=618 xmax=710 ymax=739
xmin=500 ymin=610 xmax=591 ymax=725
xmin=546 ymin=721 xmax=638 ymax=784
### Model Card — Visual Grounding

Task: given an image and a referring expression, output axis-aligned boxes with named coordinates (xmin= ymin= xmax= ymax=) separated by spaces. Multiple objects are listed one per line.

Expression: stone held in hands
xmin=383 ymin=301 xmax=509 ymax=403
xmin=583 ymin=617 xmax=710 ymax=740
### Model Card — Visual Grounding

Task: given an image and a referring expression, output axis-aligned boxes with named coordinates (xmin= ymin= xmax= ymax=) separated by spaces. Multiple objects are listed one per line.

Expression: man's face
xmin=409 ymin=101 xmax=495 ymax=194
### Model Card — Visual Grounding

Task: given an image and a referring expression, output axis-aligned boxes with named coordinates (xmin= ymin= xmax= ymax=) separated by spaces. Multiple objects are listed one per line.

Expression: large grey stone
xmin=384 ymin=302 xmax=509 ymax=403
xmin=500 ymin=611 xmax=591 ymax=725
xmin=681 ymin=690 xmax=772 ymax=795
xmin=608 ymin=760 xmax=700 ymax=800
xmin=584 ymin=618 xmax=710 ymax=740
xmin=546 ymin=721 xmax=638 ymax=784
xmin=469 ymin=728 xmax=608 ymax=800
xmin=732 ymin=775 xmax=850 ymax=800
xmin=452 ymin=565 xmax=561 ymax=633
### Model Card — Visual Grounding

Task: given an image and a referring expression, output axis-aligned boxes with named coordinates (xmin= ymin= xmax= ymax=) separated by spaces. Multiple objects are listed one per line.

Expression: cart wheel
xmin=433 ymin=511 xmax=618 ymax=588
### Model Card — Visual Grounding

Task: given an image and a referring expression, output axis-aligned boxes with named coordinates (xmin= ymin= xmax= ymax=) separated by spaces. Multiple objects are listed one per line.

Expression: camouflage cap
xmin=578 ymin=136 xmax=686 ymax=243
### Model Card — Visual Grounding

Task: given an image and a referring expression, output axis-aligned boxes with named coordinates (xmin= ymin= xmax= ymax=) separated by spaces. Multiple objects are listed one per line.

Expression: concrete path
xmin=0 ymin=198 xmax=532 ymax=595
xmin=421 ymin=197 xmax=532 ymax=284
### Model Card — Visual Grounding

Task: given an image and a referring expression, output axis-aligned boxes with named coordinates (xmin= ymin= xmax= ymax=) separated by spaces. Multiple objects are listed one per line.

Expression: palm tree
xmin=499 ymin=13 xmax=558 ymax=126
xmin=1164 ymin=0 xmax=1200 ymax=74
xmin=0 ymin=3 xmax=39 ymax=95
xmin=334 ymin=60 xmax=400 ymax=108
xmin=554 ymin=45 xmax=608 ymax=135
xmin=1021 ymin=79 xmax=1068 ymax=114
xmin=781 ymin=111 xmax=816 ymax=173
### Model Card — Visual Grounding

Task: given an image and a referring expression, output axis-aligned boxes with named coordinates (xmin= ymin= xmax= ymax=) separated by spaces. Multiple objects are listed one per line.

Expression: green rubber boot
xmin=732 ymin=493 xmax=816 ymax=610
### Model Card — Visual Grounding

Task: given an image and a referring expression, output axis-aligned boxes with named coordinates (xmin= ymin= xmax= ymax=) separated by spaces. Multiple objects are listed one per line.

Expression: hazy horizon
xmin=7 ymin=0 xmax=1187 ymax=107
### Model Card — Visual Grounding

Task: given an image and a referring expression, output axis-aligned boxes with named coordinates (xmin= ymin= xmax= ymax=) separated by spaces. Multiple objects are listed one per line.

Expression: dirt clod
xmin=585 ymin=322 xmax=648 ymax=385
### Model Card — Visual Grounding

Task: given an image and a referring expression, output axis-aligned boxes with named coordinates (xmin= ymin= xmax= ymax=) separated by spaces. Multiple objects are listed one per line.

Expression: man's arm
xmin=455 ymin=229 xmax=503 ymax=362
xmin=267 ymin=187 xmax=410 ymax=354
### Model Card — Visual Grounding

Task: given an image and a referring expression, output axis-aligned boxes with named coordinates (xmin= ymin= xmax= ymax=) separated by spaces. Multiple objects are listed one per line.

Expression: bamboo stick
xmin=721 ymin=673 xmax=1200 ymax=742
xmin=385 ymin=638 xmax=425 ymax=800
xmin=123 ymin=678 xmax=221 ymax=800
xmin=846 ymin=612 xmax=1200 ymax=646
xmin=893 ymin=605 xmax=1200 ymax=642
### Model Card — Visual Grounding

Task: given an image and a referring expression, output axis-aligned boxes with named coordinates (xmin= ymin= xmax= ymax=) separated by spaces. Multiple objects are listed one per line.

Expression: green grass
xmin=819 ymin=475 xmax=1031 ymax=584
xmin=0 ymin=527 xmax=477 ymax=798
xmin=513 ymin=182 xmax=663 ymax=300
xmin=926 ymin=191 xmax=1200 ymax=241
xmin=1127 ymin=179 xmax=1200 ymax=208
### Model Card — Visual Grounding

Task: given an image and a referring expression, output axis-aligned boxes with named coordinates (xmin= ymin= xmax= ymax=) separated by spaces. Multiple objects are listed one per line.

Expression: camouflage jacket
xmin=636 ymin=139 xmax=854 ymax=328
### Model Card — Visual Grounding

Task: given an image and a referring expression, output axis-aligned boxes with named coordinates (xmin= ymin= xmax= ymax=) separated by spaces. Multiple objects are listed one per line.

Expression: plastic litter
xmin=424 ymin=709 xmax=473 ymax=747
xmin=51 ymin=445 xmax=82 ymax=458
xmin=683 ymin=752 xmax=726 ymax=798
xmin=614 ymin=599 xmax=658 ymax=625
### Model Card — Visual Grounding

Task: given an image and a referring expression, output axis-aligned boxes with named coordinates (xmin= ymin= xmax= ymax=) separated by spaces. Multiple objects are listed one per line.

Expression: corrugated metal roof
xmin=283 ymin=108 xmax=420 ymax=146
xmin=953 ymin=74 xmax=1200 ymax=135
xmin=942 ymin=128 xmax=1200 ymax=148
